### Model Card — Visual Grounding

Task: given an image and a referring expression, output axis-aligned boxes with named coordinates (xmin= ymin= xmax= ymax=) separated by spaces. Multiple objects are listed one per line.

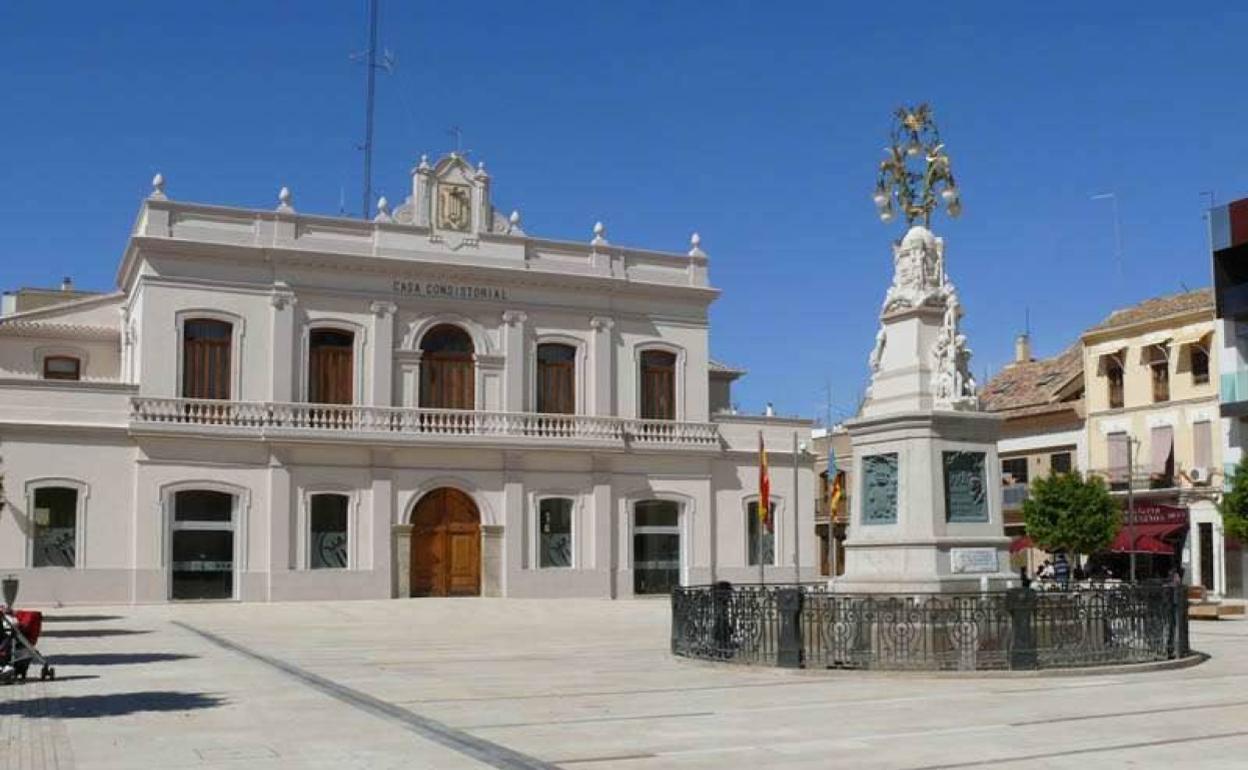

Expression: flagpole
xmin=759 ymin=431 xmax=766 ymax=587
xmin=793 ymin=430 xmax=801 ymax=585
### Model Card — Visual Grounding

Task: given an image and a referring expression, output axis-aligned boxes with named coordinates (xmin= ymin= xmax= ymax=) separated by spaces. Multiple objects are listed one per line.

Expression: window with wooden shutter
xmin=420 ymin=324 xmax=475 ymax=409
xmin=182 ymin=319 xmax=232 ymax=399
xmin=308 ymin=329 xmax=354 ymax=404
xmin=640 ymin=350 xmax=676 ymax=420
xmin=536 ymin=343 xmax=576 ymax=414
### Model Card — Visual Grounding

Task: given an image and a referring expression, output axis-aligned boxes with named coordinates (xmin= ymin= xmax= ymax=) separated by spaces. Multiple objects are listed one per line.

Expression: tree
xmin=1022 ymin=472 xmax=1120 ymax=564
xmin=1218 ymin=458 xmax=1248 ymax=542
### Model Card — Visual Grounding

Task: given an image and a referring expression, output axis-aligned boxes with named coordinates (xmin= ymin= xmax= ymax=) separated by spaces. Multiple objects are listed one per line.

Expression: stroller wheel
xmin=40 ymin=665 xmax=55 ymax=681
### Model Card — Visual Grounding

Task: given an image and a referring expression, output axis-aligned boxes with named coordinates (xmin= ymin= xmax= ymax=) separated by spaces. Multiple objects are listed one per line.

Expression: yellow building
xmin=981 ymin=337 xmax=1085 ymax=575
xmin=811 ymin=427 xmax=851 ymax=578
xmin=1081 ymin=289 xmax=1231 ymax=593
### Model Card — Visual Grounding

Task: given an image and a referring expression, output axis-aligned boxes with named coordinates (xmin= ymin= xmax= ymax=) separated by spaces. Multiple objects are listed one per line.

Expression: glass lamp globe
xmin=872 ymin=191 xmax=888 ymax=208
xmin=879 ymin=208 xmax=895 ymax=223
xmin=941 ymin=186 xmax=959 ymax=202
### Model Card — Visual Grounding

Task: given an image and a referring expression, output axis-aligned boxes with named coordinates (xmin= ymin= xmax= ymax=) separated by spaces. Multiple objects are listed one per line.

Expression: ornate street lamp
xmin=872 ymin=103 xmax=961 ymax=227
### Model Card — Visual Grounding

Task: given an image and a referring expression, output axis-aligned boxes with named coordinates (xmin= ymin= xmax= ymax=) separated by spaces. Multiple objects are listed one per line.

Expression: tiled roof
xmin=1087 ymin=288 xmax=1213 ymax=333
xmin=981 ymin=344 xmax=1082 ymax=414
xmin=709 ymin=359 xmax=746 ymax=377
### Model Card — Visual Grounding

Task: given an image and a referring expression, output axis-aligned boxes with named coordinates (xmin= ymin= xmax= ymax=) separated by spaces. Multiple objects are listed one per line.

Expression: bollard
xmin=776 ymin=587 xmax=804 ymax=668
xmin=1172 ymin=582 xmax=1189 ymax=658
xmin=1 ymin=575 xmax=17 ymax=608
xmin=1006 ymin=585 xmax=1037 ymax=670
xmin=712 ymin=581 xmax=734 ymax=659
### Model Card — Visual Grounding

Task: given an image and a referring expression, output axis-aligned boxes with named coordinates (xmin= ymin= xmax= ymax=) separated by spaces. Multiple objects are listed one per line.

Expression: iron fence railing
xmin=671 ymin=581 xmax=1190 ymax=671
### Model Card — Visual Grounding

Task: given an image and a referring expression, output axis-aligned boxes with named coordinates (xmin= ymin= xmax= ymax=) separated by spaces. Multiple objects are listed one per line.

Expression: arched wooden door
xmin=410 ymin=488 xmax=481 ymax=597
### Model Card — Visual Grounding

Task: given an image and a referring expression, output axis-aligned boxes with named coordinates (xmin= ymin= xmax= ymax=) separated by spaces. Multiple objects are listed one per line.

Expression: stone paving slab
xmin=2 ymin=599 xmax=1247 ymax=769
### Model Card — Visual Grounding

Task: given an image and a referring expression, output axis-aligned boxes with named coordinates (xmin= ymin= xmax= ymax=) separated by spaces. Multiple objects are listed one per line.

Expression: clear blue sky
xmin=3 ymin=2 xmax=1244 ymax=422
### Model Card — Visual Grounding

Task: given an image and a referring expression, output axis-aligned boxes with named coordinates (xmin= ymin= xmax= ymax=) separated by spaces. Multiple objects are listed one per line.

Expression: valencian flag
xmin=759 ymin=432 xmax=773 ymax=533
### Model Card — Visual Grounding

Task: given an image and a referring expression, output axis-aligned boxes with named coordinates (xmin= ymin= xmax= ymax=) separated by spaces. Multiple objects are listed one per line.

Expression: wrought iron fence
xmin=671 ymin=581 xmax=1190 ymax=671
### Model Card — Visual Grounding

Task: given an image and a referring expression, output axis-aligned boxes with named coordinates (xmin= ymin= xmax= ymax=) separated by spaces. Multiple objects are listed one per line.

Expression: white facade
xmin=0 ymin=156 xmax=816 ymax=604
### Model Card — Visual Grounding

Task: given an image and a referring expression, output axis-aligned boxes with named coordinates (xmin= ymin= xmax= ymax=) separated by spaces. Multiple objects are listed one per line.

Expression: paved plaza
xmin=2 ymin=599 xmax=1248 ymax=769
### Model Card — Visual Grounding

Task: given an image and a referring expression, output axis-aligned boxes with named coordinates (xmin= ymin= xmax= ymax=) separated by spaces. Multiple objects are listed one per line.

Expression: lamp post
xmin=1124 ymin=435 xmax=1139 ymax=582
xmin=871 ymin=103 xmax=962 ymax=227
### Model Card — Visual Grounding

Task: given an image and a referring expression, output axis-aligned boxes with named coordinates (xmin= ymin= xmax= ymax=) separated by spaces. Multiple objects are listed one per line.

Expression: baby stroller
xmin=0 ymin=608 xmax=56 ymax=684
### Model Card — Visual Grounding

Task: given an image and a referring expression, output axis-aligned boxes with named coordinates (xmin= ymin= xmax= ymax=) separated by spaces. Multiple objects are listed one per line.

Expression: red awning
xmin=1009 ymin=536 xmax=1034 ymax=554
xmin=1109 ymin=522 xmax=1186 ymax=554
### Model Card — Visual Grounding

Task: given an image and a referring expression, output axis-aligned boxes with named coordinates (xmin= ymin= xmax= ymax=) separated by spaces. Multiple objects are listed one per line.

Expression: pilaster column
xmin=503 ymin=465 xmax=525 ymax=597
xmin=266 ymin=455 xmax=292 ymax=602
xmin=369 ymin=301 xmax=397 ymax=406
xmin=590 ymin=316 xmax=615 ymax=416
xmin=369 ymin=462 xmax=392 ymax=579
xmin=502 ymin=310 xmax=528 ymax=412
xmin=592 ymin=470 xmax=614 ymax=597
xmin=269 ymin=286 xmax=297 ymax=402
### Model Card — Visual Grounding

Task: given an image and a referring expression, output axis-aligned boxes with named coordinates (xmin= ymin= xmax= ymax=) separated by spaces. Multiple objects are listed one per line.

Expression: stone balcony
xmin=128 ymin=396 xmax=723 ymax=451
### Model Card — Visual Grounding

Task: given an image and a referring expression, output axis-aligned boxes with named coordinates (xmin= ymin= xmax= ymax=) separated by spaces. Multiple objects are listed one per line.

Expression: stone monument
xmin=835 ymin=105 xmax=1013 ymax=593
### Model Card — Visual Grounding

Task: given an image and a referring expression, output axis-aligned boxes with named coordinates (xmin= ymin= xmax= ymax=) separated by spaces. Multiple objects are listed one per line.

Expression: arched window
xmin=42 ymin=355 xmax=81 ymax=381
xmin=309 ymin=493 xmax=350 ymax=569
xmin=31 ymin=486 xmax=80 ymax=568
xmin=536 ymin=343 xmax=576 ymax=414
xmin=537 ymin=497 xmax=573 ymax=568
xmin=420 ymin=324 xmax=475 ymax=409
xmin=308 ymin=329 xmax=355 ymax=405
xmin=746 ymin=500 xmax=776 ymax=566
xmin=639 ymin=350 xmax=676 ymax=420
xmin=183 ymin=319 xmax=233 ymax=399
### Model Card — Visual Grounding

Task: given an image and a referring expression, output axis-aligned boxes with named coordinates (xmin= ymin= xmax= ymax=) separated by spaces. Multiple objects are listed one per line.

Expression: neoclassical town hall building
xmin=0 ymin=154 xmax=815 ymax=604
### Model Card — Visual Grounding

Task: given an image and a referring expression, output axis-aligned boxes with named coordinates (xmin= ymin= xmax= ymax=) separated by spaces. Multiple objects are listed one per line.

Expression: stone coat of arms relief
xmin=437 ymin=183 xmax=473 ymax=232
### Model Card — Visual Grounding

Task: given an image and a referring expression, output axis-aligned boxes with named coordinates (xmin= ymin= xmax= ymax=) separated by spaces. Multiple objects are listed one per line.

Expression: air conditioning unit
xmin=1188 ymin=466 xmax=1212 ymax=486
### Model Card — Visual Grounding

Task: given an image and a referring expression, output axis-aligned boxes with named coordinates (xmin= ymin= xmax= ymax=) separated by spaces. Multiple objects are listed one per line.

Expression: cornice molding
xmin=122 ymin=234 xmax=720 ymax=304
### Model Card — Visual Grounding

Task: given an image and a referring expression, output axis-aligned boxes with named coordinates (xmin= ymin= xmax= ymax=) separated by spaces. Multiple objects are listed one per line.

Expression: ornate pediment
xmin=392 ymin=153 xmax=500 ymax=243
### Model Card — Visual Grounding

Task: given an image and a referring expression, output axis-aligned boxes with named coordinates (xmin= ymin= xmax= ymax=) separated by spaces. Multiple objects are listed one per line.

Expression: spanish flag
xmin=759 ymin=432 xmax=773 ymax=533
xmin=829 ymin=470 xmax=845 ymax=515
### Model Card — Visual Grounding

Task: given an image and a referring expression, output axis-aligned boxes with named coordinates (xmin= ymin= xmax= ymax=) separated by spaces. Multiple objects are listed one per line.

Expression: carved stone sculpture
xmin=882 ymin=226 xmax=946 ymax=316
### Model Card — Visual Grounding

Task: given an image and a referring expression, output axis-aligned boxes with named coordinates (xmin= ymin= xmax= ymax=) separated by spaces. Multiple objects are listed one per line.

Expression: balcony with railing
xmin=128 ymin=396 xmax=722 ymax=450
xmin=1086 ymin=466 xmax=1216 ymax=495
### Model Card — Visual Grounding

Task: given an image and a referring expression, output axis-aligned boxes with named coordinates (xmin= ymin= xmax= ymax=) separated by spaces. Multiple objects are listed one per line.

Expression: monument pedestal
xmin=834 ymin=410 xmax=1013 ymax=594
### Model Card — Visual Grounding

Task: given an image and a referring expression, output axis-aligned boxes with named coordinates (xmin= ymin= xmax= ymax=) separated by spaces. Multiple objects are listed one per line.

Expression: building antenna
xmin=1024 ymin=306 xmax=1030 ymax=336
xmin=1091 ymin=192 xmax=1124 ymax=278
xmin=825 ymin=379 xmax=834 ymax=430
xmin=352 ymin=0 xmax=396 ymax=220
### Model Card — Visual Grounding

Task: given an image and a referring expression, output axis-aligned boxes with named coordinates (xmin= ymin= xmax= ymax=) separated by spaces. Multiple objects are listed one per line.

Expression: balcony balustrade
xmin=129 ymin=397 xmax=721 ymax=449
xmin=1085 ymin=468 xmax=1208 ymax=493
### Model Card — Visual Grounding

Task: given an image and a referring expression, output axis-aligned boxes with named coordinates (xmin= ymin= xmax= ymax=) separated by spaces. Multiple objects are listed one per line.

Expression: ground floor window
xmin=746 ymin=500 xmax=776 ymax=566
xmin=310 ymin=494 xmax=349 ymax=569
xmin=32 ymin=486 xmax=79 ymax=568
xmin=171 ymin=489 xmax=235 ymax=600
xmin=538 ymin=497 xmax=573 ymax=568
xmin=634 ymin=500 xmax=680 ymax=595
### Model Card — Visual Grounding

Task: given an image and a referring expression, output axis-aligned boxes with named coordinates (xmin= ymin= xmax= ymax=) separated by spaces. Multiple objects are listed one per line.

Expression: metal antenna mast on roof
xmin=353 ymin=0 xmax=395 ymax=220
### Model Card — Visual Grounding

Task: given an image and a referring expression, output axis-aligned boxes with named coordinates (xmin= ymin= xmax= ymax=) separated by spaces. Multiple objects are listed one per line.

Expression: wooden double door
xmin=410 ymin=488 xmax=481 ymax=597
